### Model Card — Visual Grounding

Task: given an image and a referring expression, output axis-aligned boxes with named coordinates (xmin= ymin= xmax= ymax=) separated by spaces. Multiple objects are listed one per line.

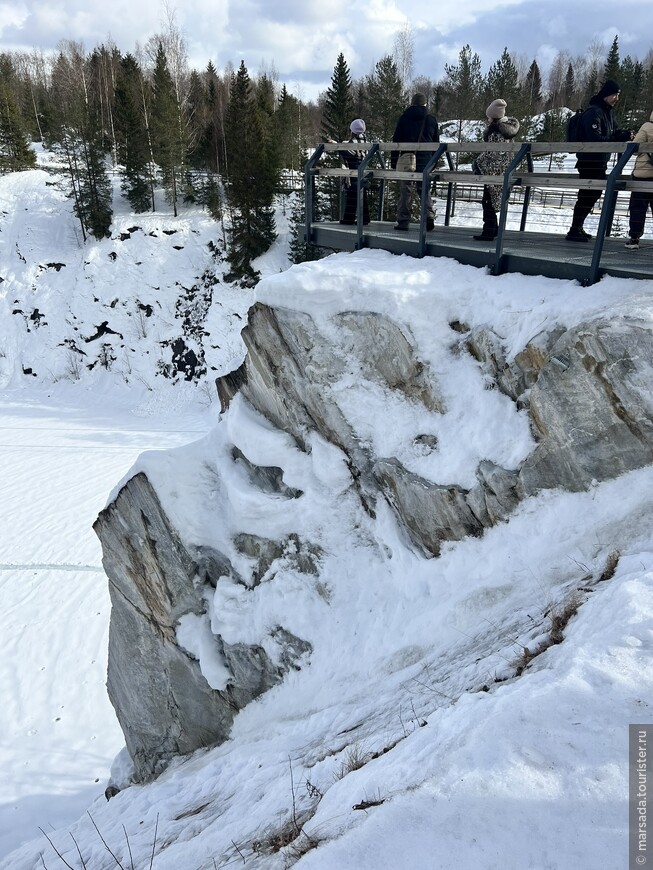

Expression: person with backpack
xmin=471 ymin=99 xmax=520 ymax=242
xmin=390 ymin=93 xmax=439 ymax=231
xmin=624 ymin=111 xmax=653 ymax=250
xmin=565 ymin=79 xmax=634 ymax=242
xmin=338 ymin=118 xmax=371 ymax=226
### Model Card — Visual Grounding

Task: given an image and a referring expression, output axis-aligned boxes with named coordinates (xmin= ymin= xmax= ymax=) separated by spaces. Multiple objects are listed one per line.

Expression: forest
xmin=1 ymin=20 xmax=652 ymax=282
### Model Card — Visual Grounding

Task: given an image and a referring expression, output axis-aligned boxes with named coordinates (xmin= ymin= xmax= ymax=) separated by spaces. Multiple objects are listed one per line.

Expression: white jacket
xmin=632 ymin=112 xmax=653 ymax=179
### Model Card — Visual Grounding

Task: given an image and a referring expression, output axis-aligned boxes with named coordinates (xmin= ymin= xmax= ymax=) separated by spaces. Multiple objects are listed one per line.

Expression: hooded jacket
xmin=632 ymin=111 xmax=653 ymax=180
xmin=391 ymin=104 xmax=439 ymax=171
xmin=576 ymin=84 xmax=632 ymax=169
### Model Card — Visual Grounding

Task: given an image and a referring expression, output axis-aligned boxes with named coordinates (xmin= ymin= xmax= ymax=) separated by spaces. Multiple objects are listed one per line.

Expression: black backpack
xmin=566 ymin=108 xmax=584 ymax=142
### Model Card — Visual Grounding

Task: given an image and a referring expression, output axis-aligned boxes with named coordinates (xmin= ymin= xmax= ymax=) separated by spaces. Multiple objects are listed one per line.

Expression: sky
xmin=2 ymin=0 xmax=653 ymax=101
xmin=0 ymin=149 xmax=652 ymax=868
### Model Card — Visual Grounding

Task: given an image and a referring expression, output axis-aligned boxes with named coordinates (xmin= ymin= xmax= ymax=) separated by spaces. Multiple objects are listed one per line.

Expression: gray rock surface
xmin=373 ymin=458 xmax=483 ymax=555
xmin=94 ymin=472 xmax=309 ymax=780
xmin=519 ymin=319 xmax=653 ymax=494
xmin=100 ymin=306 xmax=653 ymax=776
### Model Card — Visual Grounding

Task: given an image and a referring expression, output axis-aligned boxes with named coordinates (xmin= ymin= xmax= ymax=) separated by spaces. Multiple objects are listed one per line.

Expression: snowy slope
xmin=0 ymin=161 xmax=652 ymax=870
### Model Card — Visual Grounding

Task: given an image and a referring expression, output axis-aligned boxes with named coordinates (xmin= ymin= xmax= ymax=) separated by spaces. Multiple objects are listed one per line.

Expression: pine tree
xmin=288 ymin=189 xmax=324 ymax=264
xmin=78 ymin=136 xmax=113 ymax=237
xmin=563 ymin=63 xmax=576 ymax=108
xmin=524 ymin=60 xmax=543 ymax=114
xmin=366 ymin=55 xmax=405 ymax=141
xmin=485 ymin=48 xmax=522 ymax=117
xmin=150 ymin=42 xmax=184 ymax=215
xmin=224 ymin=60 xmax=279 ymax=284
xmin=604 ymin=35 xmax=621 ymax=84
xmin=185 ymin=69 xmax=208 ymax=170
xmin=50 ymin=43 xmax=113 ymax=239
xmin=275 ymin=84 xmax=305 ymax=173
xmin=114 ymin=54 xmax=152 ymax=212
xmin=443 ymin=45 xmax=484 ymax=142
xmin=321 ymin=53 xmax=353 ymax=142
xmin=618 ymin=56 xmax=643 ymax=127
xmin=0 ymin=78 xmax=36 ymax=173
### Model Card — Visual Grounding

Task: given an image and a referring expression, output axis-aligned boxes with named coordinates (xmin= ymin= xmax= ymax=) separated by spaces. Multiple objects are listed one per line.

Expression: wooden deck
xmin=306 ymin=221 xmax=653 ymax=284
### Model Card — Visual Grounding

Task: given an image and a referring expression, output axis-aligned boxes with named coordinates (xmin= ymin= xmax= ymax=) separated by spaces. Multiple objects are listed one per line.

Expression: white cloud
xmin=2 ymin=0 xmax=653 ymax=101
xmin=0 ymin=2 xmax=29 ymax=36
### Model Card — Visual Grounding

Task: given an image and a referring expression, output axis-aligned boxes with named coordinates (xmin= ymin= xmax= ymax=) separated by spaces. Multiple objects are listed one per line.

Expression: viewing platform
xmin=304 ymin=140 xmax=653 ymax=285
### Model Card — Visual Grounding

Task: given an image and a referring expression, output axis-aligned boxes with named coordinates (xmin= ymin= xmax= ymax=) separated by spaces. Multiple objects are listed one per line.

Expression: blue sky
xmin=1 ymin=0 xmax=652 ymax=100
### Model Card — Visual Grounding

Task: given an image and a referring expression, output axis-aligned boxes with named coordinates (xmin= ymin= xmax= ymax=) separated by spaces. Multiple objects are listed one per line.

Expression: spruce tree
xmin=201 ymin=61 xmax=230 ymax=175
xmin=524 ymin=60 xmax=543 ymax=114
xmin=563 ymin=63 xmax=576 ymax=108
xmin=150 ymin=43 xmax=184 ymax=215
xmin=224 ymin=60 xmax=279 ymax=284
xmin=50 ymin=43 xmax=113 ymax=239
xmin=288 ymin=190 xmax=320 ymax=264
xmin=276 ymin=84 xmax=305 ymax=173
xmin=114 ymin=54 xmax=152 ymax=212
xmin=485 ymin=48 xmax=522 ymax=118
xmin=0 ymin=78 xmax=36 ymax=173
xmin=443 ymin=45 xmax=484 ymax=144
xmin=604 ymin=35 xmax=621 ymax=84
xmin=321 ymin=53 xmax=353 ymax=142
xmin=186 ymin=69 xmax=208 ymax=170
xmin=618 ymin=56 xmax=643 ymax=127
xmin=366 ymin=55 xmax=405 ymax=141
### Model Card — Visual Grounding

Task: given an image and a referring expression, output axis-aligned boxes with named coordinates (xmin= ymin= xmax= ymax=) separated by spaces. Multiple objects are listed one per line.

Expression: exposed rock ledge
xmin=96 ymin=302 xmax=653 ymax=779
xmin=94 ymin=472 xmax=310 ymax=781
xmin=218 ymin=305 xmax=653 ymax=552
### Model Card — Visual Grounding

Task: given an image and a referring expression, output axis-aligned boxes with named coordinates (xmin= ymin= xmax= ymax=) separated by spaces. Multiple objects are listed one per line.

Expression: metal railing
xmin=305 ymin=140 xmax=652 ymax=284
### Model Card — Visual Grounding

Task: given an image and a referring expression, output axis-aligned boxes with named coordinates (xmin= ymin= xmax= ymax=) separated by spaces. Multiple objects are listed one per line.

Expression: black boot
xmin=565 ymin=227 xmax=588 ymax=242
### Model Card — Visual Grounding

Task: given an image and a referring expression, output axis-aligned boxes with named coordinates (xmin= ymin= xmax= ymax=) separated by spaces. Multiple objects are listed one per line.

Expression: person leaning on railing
xmin=624 ymin=111 xmax=653 ymax=250
xmin=390 ymin=93 xmax=439 ymax=232
xmin=566 ymin=79 xmax=634 ymax=243
xmin=337 ymin=118 xmax=371 ymax=226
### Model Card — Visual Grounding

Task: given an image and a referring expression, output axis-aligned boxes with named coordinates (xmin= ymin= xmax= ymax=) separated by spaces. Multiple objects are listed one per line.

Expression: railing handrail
xmin=305 ymin=139 xmax=650 ymax=285
xmin=319 ymin=140 xmax=653 ymax=155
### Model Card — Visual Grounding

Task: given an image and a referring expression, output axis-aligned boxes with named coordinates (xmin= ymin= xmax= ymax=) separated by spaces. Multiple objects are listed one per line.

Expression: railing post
xmin=418 ymin=144 xmax=448 ymax=256
xmin=587 ymin=141 xmax=638 ymax=285
xmin=520 ymin=150 xmax=534 ymax=232
xmin=443 ymin=149 xmax=455 ymax=226
xmin=304 ymin=145 xmax=324 ymax=247
xmin=493 ymin=143 xmax=531 ymax=274
xmin=355 ymin=143 xmax=379 ymax=249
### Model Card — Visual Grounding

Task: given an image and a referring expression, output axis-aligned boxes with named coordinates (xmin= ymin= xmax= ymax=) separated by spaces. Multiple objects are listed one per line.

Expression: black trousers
xmin=571 ymin=165 xmax=606 ymax=229
xmin=341 ymin=180 xmax=369 ymax=224
xmin=481 ymin=187 xmax=498 ymax=236
xmin=628 ymin=178 xmax=653 ymax=239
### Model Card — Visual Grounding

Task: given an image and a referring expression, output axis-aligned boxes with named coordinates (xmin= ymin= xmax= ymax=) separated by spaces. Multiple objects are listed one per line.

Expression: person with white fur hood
xmin=471 ymin=99 xmax=520 ymax=241
xmin=624 ymin=111 xmax=653 ymax=249
xmin=338 ymin=118 xmax=370 ymax=225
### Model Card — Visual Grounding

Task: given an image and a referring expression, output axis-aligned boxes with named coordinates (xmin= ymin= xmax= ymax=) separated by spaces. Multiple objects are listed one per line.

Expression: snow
xmin=0 ymin=153 xmax=652 ymax=869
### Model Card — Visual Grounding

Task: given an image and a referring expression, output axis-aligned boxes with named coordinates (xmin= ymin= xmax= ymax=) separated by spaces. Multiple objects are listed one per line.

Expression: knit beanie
xmin=486 ymin=99 xmax=507 ymax=120
xmin=597 ymin=79 xmax=621 ymax=98
xmin=411 ymin=93 xmax=427 ymax=107
xmin=350 ymin=118 xmax=366 ymax=134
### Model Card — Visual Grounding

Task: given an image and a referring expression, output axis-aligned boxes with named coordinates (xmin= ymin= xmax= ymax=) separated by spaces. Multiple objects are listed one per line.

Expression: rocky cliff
xmin=94 ymin=263 xmax=653 ymax=782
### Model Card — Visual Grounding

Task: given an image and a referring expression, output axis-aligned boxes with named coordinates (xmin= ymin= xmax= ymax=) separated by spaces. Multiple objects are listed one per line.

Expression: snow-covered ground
xmin=0 ymin=153 xmax=652 ymax=869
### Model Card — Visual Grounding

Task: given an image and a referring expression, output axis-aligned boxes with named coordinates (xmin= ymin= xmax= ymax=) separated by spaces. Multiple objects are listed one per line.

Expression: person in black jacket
xmin=391 ymin=94 xmax=439 ymax=231
xmin=339 ymin=118 xmax=370 ymax=225
xmin=566 ymin=79 xmax=634 ymax=242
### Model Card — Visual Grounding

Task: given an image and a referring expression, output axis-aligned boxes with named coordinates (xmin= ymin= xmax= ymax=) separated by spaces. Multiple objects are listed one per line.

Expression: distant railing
xmin=305 ymin=140 xmax=652 ymax=284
